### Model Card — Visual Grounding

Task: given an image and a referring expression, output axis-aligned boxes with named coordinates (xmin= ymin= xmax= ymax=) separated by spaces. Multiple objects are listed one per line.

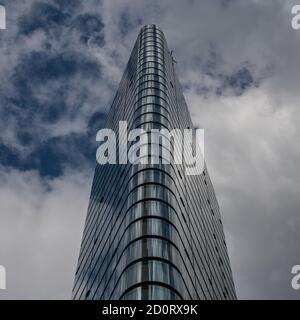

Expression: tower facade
xmin=72 ymin=25 xmax=236 ymax=300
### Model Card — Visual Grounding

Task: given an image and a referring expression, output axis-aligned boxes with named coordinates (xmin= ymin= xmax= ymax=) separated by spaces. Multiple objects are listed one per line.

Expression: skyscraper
xmin=72 ymin=24 xmax=236 ymax=300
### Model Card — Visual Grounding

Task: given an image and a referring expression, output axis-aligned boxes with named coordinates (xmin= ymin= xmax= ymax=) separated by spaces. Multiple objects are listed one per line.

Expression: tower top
xmin=140 ymin=24 xmax=163 ymax=33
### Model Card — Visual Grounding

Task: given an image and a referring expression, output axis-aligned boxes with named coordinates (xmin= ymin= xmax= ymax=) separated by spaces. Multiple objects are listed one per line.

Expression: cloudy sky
xmin=0 ymin=0 xmax=299 ymax=299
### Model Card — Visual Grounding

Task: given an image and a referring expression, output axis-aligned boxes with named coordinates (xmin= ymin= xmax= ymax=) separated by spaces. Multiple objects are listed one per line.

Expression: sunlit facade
xmin=72 ymin=24 xmax=236 ymax=300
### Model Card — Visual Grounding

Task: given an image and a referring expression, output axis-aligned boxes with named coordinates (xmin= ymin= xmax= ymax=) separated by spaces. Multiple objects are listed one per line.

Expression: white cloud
xmin=186 ymin=83 xmax=300 ymax=298
xmin=0 ymin=168 xmax=92 ymax=299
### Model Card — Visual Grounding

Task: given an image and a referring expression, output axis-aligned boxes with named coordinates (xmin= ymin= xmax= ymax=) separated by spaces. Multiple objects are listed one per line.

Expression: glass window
xmin=121 ymin=285 xmax=181 ymax=300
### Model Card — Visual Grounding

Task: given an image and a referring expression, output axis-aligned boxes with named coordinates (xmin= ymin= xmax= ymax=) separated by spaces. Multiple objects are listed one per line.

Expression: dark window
xmin=178 ymin=170 xmax=182 ymax=180
xmin=180 ymin=197 xmax=185 ymax=207
xmin=85 ymin=290 xmax=90 ymax=299
xmin=170 ymin=81 xmax=173 ymax=88
xmin=185 ymin=248 xmax=191 ymax=261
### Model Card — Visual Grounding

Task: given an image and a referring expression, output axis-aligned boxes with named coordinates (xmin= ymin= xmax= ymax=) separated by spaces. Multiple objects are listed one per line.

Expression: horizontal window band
xmin=133 ymin=103 xmax=169 ymax=117
xmin=126 ymin=148 xmax=175 ymax=168
xmin=126 ymin=137 xmax=176 ymax=158
xmin=136 ymin=74 xmax=167 ymax=87
xmin=136 ymin=80 xmax=168 ymax=92
xmin=139 ymin=48 xmax=164 ymax=55
xmin=136 ymin=77 xmax=169 ymax=91
xmin=139 ymin=48 xmax=165 ymax=56
xmin=139 ymin=52 xmax=165 ymax=60
xmin=120 ymin=281 xmax=183 ymax=300
xmin=136 ymin=83 xmax=168 ymax=93
xmin=126 ymin=182 xmax=177 ymax=204
xmin=140 ymin=32 xmax=164 ymax=42
xmin=126 ymin=152 xmax=174 ymax=167
xmin=129 ymin=166 xmax=174 ymax=180
xmin=134 ymin=94 xmax=169 ymax=106
xmin=139 ymin=42 xmax=164 ymax=53
xmin=140 ymin=34 xmax=164 ymax=43
xmin=140 ymin=34 xmax=164 ymax=42
xmin=138 ymin=66 xmax=166 ymax=77
xmin=132 ymin=111 xmax=170 ymax=124
xmin=134 ymin=101 xmax=169 ymax=113
xmin=139 ymin=42 xmax=165 ymax=50
xmin=121 ymin=285 xmax=181 ymax=300
xmin=136 ymin=90 xmax=168 ymax=102
xmin=139 ymin=40 xmax=164 ymax=50
xmin=137 ymin=60 xmax=166 ymax=72
xmin=135 ymin=121 xmax=170 ymax=131
xmin=139 ymin=51 xmax=165 ymax=59
xmin=140 ymin=30 xmax=164 ymax=39
xmin=136 ymin=82 xmax=168 ymax=93
xmin=139 ymin=38 xmax=164 ymax=48
xmin=137 ymin=70 xmax=166 ymax=80
xmin=138 ymin=55 xmax=165 ymax=66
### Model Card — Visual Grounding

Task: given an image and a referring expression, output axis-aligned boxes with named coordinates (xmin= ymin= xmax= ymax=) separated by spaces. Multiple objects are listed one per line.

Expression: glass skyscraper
xmin=72 ymin=25 xmax=236 ymax=300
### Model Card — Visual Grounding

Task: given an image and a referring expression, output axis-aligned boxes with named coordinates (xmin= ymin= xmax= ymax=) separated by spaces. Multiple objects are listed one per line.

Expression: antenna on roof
xmin=170 ymin=50 xmax=177 ymax=64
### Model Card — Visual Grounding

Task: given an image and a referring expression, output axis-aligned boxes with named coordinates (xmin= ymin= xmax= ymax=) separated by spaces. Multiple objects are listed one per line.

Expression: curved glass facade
xmin=72 ymin=25 xmax=236 ymax=300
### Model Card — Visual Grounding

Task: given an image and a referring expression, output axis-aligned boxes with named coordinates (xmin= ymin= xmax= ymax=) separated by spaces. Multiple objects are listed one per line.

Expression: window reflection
xmin=122 ymin=285 xmax=181 ymax=300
